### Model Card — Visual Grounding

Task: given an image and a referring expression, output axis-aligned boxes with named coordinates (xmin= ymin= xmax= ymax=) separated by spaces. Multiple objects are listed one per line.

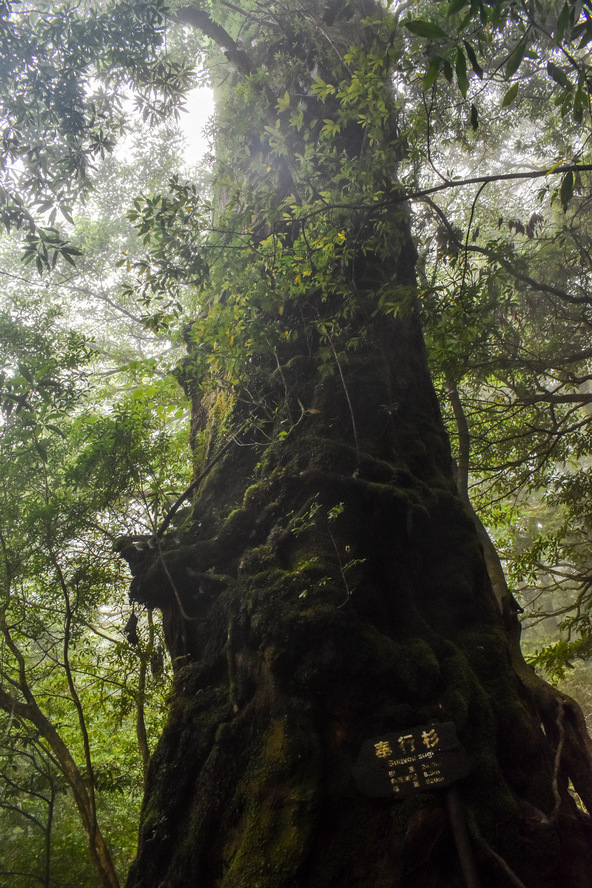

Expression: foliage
xmin=0 ymin=45 xmax=195 ymax=878
xmin=0 ymin=302 xmax=182 ymax=885
xmin=0 ymin=0 xmax=196 ymax=269
xmin=407 ymin=9 xmax=592 ymax=683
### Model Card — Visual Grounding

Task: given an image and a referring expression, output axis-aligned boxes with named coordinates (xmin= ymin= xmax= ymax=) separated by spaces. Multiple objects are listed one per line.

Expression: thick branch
xmin=409 ymin=164 xmax=592 ymax=206
xmin=517 ymin=392 xmax=592 ymax=406
xmin=173 ymin=6 xmax=255 ymax=75
xmin=292 ymin=163 xmax=592 ymax=227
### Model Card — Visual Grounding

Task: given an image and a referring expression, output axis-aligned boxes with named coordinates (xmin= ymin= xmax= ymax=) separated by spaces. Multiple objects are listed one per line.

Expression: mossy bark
xmin=120 ymin=2 xmax=592 ymax=885
xmin=122 ymin=299 xmax=592 ymax=887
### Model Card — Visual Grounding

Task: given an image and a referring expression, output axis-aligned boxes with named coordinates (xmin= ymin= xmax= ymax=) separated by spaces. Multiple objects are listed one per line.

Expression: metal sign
xmin=353 ymin=722 xmax=471 ymax=799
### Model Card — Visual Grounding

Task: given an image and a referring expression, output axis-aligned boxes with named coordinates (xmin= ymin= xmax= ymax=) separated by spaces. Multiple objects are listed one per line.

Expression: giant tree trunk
xmin=121 ymin=306 xmax=592 ymax=887
xmin=120 ymin=2 xmax=592 ymax=885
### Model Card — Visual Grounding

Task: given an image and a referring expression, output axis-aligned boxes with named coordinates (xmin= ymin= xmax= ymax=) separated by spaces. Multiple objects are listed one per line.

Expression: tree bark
xmin=122 ymin=302 xmax=592 ymax=887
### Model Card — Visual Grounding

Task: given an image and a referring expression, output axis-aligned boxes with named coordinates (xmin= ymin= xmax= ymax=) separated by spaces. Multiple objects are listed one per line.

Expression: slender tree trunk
xmin=43 ymin=783 xmax=55 ymax=888
xmin=0 ymin=690 xmax=120 ymax=888
xmin=136 ymin=611 xmax=157 ymax=782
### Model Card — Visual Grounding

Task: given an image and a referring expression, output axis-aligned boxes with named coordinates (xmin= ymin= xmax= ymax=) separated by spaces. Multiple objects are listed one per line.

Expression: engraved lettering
xmin=374 ymin=741 xmax=393 ymax=758
xmin=397 ymin=734 xmax=416 ymax=754
xmin=422 ymin=728 xmax=440 ymax=749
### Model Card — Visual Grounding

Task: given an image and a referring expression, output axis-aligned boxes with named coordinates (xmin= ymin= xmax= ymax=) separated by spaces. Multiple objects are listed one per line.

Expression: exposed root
xmin=476 ymin=835 xmax=528 ymax=888
xmin=550 ymin=698 xmax=566 ymax=822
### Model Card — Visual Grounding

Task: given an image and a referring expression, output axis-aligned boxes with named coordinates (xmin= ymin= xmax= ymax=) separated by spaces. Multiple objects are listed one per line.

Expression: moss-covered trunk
xmin=120 ymin=2 xmax=592 ymax=885
xmin=122 ymin=304 xmax=592 ymax=887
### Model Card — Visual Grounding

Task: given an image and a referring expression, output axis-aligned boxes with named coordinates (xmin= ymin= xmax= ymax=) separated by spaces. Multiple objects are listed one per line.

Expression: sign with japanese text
xmin=353 ymin=722 xmax=471 ymax=799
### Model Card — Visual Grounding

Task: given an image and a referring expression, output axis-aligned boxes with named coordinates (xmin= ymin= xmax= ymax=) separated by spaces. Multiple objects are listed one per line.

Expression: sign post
xmin=353 ymin=722 xmax=481 ymax=888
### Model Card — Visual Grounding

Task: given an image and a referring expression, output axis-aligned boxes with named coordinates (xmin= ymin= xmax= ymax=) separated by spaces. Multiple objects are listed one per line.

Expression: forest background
xmin=1 ymin=0 xmax=592 ymax=885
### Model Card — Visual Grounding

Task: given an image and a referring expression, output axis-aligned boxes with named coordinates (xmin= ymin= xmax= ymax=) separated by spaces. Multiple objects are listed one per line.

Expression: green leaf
xmin=560 ymin=170 xmax=573 ymax=210
xmin=463 ymin=40 xmax=483 ymax=78
xmin=276 ymin=91 xmax=290 ymax=113
xmin=573 ymin=86 xmax=585 ymax=124
xmin=61 ymin=250 xmax=79 ymax=267
xmin=559 ymin=91 xmax=573 ymax=117
xmin=470 ymin=103 xmax=479 ymax=130
xmin=547 ymin=61 xmax=570 ymax=89
xmin=491 ymin=0 xmax=504 ymax=29
xmin=578 ymin=19 xmax=592 ymax=48
xmin=311 ymin=77 xmax=335 ymax=99
xmin=404 ymin=19 xmax=448 ymax=39
xmin=555 ymin=2 xmax=570 ymax=42
xmin=448 ymin=0 xmax=468 ymax=15
xmin=46 ymin=424 xmax=67 ymax=438
xmin=60 ymin=205 xmax=74 ymax=225
xmin=456 ymin=48 xmax=469 ymax=97
xmin=502 ymin=82 xmax=519 ymax=106
xmin=505 ymin=39 xmax=527 ymax=79
xmin=423 ymin=56 xmax=441 ymax=90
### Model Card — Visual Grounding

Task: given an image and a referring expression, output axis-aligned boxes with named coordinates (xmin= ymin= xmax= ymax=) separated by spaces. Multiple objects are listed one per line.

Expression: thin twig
xmin=322 ymin=325 xmax=360 ymax=465
xmin=459 ymin=181 xmax=488 ymax=304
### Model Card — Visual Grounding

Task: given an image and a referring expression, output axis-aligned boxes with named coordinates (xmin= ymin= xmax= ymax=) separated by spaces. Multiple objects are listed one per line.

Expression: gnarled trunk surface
xmin=121 ymin=300 xmax=592 ymax=887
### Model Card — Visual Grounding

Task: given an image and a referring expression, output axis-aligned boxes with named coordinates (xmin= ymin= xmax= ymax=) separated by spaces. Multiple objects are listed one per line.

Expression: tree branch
xmin=291 ymin=163 xmax=592 ymax=226
xmin=173 ymin=6 xmax=255 ymax=76
xmin=409 ymin=163 xmax=592 ymax=204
